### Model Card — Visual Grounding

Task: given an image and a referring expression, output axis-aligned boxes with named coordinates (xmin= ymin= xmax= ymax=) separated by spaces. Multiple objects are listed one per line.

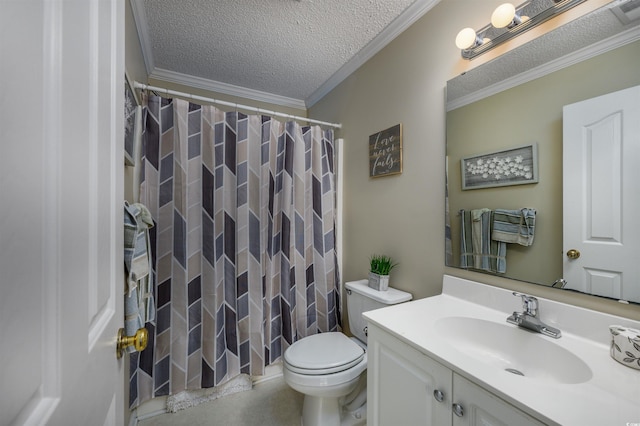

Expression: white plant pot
xmin=368 ymin=272 xmax=390 ymax=291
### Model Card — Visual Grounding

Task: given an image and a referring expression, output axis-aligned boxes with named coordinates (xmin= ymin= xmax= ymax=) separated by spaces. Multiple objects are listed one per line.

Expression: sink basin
xmin=435 ymin=316 xmax=593 ymax=384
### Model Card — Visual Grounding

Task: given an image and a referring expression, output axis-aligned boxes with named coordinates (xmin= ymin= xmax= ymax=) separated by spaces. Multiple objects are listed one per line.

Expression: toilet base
xmin=299 ymin=376 xmax=367 ymax=426
xmin=341 ymin=401 xmax=366 ymax=426
xmin=341 ymin=374 xmax=366 ymax=426
xmin=300 ymin=396 xmax=366 ymax=426
xmin=301 ymin=395 xmax=340 ymax=426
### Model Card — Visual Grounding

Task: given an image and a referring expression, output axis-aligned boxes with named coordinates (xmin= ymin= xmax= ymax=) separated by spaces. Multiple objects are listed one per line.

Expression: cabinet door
xmin=367 ymin=325 xmax=452 ymax=426
xmin=452 ymin=374 xmax=545 ymax=426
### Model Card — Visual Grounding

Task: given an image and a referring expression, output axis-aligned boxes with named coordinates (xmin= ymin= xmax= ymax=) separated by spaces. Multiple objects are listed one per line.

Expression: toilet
xmin=283 ymin=279 xmax=412 ymax=426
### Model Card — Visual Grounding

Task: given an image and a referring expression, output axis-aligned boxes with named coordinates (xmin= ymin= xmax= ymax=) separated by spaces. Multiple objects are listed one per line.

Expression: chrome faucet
xmin=506 ymin=292 xmax=562 ymax=339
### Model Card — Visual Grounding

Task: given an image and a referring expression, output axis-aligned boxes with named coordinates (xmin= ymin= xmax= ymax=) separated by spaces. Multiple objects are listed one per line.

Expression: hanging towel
xmin=124 ymin=202 xmax=155 ymax=350
xmin=492 ymin=208 xmax=536 ymax=246
xmin=459 ymin=209 xmax=506 ymax=274
xmin=445 ymin=161 xmax=453 ymax=265
xmin=459 ymin=209 xmax=473 ymax=269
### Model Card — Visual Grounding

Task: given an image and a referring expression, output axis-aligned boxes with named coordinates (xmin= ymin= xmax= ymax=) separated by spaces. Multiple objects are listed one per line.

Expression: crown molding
xmin=129 ymin=0 xmax=154 ymax=76
xmin=149 ymin=68 xmax=308 ymax=110
xmin=130 ymin=0 xmax=305 ymax=110
xmin=446 ymin=24 xmax=640 ymax=111
xmin=305 ymin=0 xmax=441 ymax=107
xmin=131 ymin=0 xmax=439 ymax=109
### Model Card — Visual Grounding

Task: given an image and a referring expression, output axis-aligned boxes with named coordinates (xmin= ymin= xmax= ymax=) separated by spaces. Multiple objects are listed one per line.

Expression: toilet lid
xmin=284 ymin=332 xmax=365 ymax=375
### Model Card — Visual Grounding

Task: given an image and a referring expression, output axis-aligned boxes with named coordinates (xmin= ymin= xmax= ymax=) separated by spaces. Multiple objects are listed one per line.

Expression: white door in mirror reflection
xmin=563 ymin=85 xmax=640 ymax=302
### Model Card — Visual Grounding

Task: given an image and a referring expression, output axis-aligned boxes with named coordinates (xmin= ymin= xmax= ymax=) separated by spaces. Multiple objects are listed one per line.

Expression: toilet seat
xmin=284 ymin=332 xmax=365 ymax=375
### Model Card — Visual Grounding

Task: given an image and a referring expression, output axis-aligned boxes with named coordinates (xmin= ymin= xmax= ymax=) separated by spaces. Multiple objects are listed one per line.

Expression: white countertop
xmin=363 ymin=275 xmax=640 ymax=426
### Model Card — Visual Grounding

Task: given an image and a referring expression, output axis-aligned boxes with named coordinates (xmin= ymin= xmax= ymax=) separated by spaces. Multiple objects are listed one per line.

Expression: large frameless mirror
xmin=445 ymin=2 xmax=640 ymax=303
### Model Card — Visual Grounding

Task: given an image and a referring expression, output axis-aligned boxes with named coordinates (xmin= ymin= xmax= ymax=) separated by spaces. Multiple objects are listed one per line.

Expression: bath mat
xmin=165 ymin=374 xmax=253 ymax=413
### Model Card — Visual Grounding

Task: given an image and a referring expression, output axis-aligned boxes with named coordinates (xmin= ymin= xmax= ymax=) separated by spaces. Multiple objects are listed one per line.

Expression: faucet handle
xmin=512 ymin=292 xmax=538 ymax=316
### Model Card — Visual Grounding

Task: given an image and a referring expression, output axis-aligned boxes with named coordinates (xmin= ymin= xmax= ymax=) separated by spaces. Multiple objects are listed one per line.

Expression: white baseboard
xmin=129 ymin=396 xmax=167 ymax=425
xmin=252 ymin=363 xmax=283 ymax=385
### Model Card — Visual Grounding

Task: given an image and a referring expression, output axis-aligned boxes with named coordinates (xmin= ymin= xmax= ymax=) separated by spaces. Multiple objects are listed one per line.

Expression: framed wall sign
xmin=461 ymin=143 xmax=538 ymax=190
xmin=124 ymin=73 xmax=140 ymax=166
xmin=369 ymin=124 xmax=403 ymax=178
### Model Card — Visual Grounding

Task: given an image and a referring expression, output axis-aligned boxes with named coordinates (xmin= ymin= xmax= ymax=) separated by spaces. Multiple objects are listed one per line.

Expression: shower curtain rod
xmin=133 ymin=82 xmax=342 ymax=129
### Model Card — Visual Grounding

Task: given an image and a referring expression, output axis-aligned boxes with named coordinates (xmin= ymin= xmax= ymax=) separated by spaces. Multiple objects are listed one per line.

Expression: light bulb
xmin=491 ymin=3 xmax=517 ymax=28
xmin=455 ymin=28 xmax=479 ymax=50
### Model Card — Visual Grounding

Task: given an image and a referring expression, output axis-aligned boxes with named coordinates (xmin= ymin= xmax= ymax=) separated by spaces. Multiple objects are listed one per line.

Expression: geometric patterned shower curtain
xmin=129 ymin=95 xmax=340 ymax=408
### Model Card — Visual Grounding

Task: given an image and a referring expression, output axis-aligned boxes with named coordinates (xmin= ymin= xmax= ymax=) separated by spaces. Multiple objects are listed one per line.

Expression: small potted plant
xmin=368 ymin=255 xmax=398 ymax=291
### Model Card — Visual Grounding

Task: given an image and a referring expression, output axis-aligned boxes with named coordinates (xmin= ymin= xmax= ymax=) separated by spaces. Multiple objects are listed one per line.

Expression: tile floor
xmin=138 ymin=376 xmax=304 ymax=426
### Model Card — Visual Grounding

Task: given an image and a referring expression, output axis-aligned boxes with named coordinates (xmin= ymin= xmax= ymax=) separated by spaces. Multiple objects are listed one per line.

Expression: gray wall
xmin=309 ymin=0 xmax=640 ymax=325
xmin=125 ymin=0 xmax=640 ymax=336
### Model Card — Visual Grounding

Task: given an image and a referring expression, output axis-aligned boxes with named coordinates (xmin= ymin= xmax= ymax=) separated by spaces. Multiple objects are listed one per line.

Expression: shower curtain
xmin=129 ymin=95 xmax=340 ymax=408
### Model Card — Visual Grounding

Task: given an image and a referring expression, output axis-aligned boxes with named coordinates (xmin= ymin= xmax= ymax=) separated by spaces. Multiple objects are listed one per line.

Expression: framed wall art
xmin=461 ymin=143 xmax=538 ymax=190
xmin=124 ymin=73 xmax=140 ymax=166
xmin=369 ymin=124 xmax=402 ymax=178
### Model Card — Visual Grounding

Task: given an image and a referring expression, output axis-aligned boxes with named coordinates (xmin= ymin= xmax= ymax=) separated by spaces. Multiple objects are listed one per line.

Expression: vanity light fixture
xmin=456 ymin=0 xmax=587 ymax=60
xmin=455 ymin=28 xmax=483 ymax=50
xmin=491 ymin=3 xmax=524 ymax=28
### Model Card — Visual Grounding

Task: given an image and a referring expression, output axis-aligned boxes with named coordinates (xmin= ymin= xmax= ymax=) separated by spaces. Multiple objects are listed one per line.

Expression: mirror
xmin=445 ymin=3 xmax=640 ymax=302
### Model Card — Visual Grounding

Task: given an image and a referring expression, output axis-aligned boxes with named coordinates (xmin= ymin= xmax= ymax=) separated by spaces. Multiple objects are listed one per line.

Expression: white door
xmin=563 ymin=85 xmax=640 ymax=302
xmin=0 ymin=1 xmax=125 ymax=425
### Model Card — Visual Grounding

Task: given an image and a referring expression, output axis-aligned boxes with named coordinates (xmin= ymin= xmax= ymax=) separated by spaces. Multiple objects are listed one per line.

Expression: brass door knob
xmin=566 ymin=249 xmax=581 ymax=259
xmin=117 ymin=327 xmax=148 ymax=359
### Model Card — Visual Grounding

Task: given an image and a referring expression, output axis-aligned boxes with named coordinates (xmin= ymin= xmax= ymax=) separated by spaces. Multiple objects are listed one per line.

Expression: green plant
xmin=369 ymin=255 xmax=398 ymax=275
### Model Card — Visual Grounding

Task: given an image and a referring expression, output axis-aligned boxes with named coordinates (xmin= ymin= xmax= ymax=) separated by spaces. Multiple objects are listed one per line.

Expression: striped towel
xmin=460 ymin=209 xmax=506 ymax=274
xmin=124 ymin=202 xmax=155 ymax=350
xmin=492 ymin=208 xmax=536 ymax=246
xmin=445 ymin=163 xmax=453 ymax=265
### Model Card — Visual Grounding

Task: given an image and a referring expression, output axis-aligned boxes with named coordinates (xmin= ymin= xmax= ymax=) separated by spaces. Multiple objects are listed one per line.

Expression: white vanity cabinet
xmin=452 ymin=374 xmax=545 ymax=426
xmin=367 ymin=324 xmax=545 ymax=426
xmin=367 ymin=323 xmax=451 ymax=425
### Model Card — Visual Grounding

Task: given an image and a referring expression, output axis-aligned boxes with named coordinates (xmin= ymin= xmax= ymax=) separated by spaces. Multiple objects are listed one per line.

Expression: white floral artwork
xmin=461 ymin=144 xmax=538 ymax=190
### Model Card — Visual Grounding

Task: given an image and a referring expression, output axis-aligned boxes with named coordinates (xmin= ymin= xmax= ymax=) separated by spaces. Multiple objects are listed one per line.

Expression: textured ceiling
xmin=133 ymin=0 xmax=434 ymax=107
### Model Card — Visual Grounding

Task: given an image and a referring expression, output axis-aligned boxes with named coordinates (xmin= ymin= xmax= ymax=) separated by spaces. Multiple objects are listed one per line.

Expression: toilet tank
xmin=345 ymin=279 xmax=412 ymax=344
